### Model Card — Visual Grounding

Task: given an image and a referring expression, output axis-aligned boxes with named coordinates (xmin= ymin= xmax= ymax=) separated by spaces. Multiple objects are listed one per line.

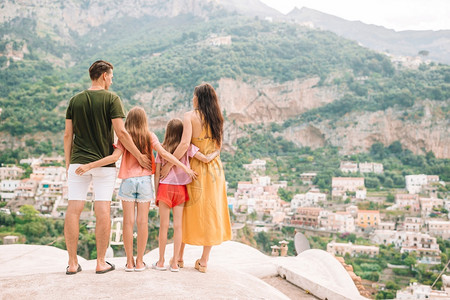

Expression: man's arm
xmin=64 ymin=119 xmax=74 ymax=171
xmin=111 ymin=118 xmax=151 ymax=170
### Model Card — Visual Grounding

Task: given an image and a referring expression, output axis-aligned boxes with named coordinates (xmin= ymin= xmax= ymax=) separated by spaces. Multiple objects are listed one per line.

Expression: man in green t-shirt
xmin=64 ymin=60 xmax=151 ymax=275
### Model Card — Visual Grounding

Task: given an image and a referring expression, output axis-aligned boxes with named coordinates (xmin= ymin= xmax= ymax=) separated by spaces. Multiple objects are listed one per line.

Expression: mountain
xmin=0 ymin=0 xmax=449 ymax=159
xmin=217 ymin=0 xmax=282 ymax=18
xmin=287 ymin=7 xmax=450 ymax=65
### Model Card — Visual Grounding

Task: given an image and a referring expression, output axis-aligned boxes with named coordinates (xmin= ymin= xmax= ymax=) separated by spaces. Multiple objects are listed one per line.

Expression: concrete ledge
xmin=276 ymin=250 xmax=368 ymax=300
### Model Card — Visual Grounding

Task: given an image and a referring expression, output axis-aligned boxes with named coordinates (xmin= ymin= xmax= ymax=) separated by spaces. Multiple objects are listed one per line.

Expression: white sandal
xmin=124 ymin=264 xmax=135 ymax=272
xmin=135 ymin=262 xmax=147 ymax=272
xmin=152 ymin=262 xmax=167 ymax=271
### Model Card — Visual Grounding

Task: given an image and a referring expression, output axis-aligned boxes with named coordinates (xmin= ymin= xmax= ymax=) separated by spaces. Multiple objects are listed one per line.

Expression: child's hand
xmin=75 ymin=164 xmax=91 ymax=176
xmin=207 ymin=150 xmax=220 ymax=162
xmin=187 ymin=168 xmax=198 ymax=180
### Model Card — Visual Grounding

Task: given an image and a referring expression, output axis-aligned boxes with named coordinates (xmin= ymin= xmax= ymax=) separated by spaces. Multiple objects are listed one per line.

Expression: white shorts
xmin=67 ymin=164 xmax=117 ymax=201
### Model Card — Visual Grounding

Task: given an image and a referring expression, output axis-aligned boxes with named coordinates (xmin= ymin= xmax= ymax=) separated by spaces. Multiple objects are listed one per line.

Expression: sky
xmin=259 ymin=0 xmax=450 ymax=31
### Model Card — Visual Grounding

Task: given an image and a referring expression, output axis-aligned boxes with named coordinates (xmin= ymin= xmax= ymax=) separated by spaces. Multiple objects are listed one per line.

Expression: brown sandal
xmin=195 ymin=259 xmax=207 ymax=273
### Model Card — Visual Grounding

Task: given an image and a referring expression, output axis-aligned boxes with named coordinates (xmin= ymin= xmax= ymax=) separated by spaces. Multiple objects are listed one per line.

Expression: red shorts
xmin=156 ymin=184 xmax=189 ymax=208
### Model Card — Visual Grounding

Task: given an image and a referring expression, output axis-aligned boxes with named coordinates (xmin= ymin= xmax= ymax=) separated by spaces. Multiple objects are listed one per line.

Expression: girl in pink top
xmin=75 ymin=107 xmax=196 ymax=272
xmin=153 ymin=118 xmax=219 ymax=272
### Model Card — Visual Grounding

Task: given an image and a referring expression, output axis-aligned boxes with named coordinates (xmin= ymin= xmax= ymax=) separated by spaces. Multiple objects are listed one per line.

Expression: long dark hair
xmin=162 ymin=118 xmax=183 ymax=154
xmin=124 ymin=107 xmax=153 ymax=165
xmin=194 ymin=83 xmax=223 ymax=146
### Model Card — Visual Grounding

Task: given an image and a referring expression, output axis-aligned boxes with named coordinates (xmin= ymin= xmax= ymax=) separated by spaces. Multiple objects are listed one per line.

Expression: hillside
xmin=287 ymin=7 xmax=450 ymax=65
xmin=0 ymin=0 xmax=449 ymax=160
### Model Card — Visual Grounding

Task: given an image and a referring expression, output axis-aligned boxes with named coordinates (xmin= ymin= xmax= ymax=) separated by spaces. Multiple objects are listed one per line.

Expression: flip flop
xmin=134 ymin=262 xmax=147 ymax=272
xmin=152 ymin=262 xmax=167 ymax=271
xmin=124 ymin=264 xmax=135 ymax=272
xmin=96 ymin=261 xmax=115 ymax=274
xmin=169 ymin=266 xmax=180 ymax=272
xmin=66 ymin=264 xmax=82 ymax=275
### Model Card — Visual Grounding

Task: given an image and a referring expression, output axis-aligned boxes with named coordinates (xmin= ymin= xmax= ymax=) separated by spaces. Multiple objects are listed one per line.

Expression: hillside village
xmin=0 ymin=1 xmax=450 ymax=299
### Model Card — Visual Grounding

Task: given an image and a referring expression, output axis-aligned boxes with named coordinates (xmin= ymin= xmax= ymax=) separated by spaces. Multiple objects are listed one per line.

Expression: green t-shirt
xmin=66 ymin=89 xmax=125 ymax=167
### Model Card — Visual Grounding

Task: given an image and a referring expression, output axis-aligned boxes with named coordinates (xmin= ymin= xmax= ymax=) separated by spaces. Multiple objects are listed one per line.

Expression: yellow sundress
xmin=183 ymin=126 xmax=232 ymax=246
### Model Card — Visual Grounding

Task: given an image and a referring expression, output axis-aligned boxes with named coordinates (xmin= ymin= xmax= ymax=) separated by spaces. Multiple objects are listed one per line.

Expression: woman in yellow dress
xmin=160 ymin=83 xmax=232 ymax=272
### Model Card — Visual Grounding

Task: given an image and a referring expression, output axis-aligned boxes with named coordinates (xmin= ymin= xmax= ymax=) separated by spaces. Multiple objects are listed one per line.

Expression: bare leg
xmin=170 ymin=203 xmax=184 ymax=270
xmin=135 ymin=201 xmax=150 ymax=269
xmin=157 ymin=202 xmax=170 ymax=268
xmin=94 ymin=201 xmax=112 ymax=272
xmin=64 ymin=200 xmax=85 ymax=272
xmin=122 ymin=201 xmax=136 ymax=269
xmin=199 ymin=246 xmax=212 ymax=267
xmin=178 ymin=243 xmax=186 ymax=265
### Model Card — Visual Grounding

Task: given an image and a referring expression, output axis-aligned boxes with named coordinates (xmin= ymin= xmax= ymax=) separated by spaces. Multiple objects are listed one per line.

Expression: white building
xmin=359 ymin=162 xmax=384 ymax=174
xmin=427 ymin=220 xmax=450 ymax=240
xmin=332 ymin=177 xmax=365 ymax=198
xmin=333 ymin=212 xmax=356 ymax=233
xmin=14 ymin=179 xmax=38 ymax=201
xmin=290 ymin=191 xmax=326 ymax=210
xmin=346 ymin=205 xmax=358 ymax=218
xmin=401 ymin=232 xmax=441 ymax=265
xmin=378 ymin=222 xmax=395 ymax=230
xmin=0 ymin=166 xmax=24 ymax=180
xmin=327 ymin=242 xmax=379 ymax=257
xmin=371 ymin=230 xmax=441 ymax=264
xmin=300 ymin=173 xmax=316 ymax=185
xmin=243 ymin=159 xmax=266 ymax=171
xmin=396 ymin=282 xmax=449 ymax=299
xmin=405 ymin=174 xmax=439 ymax=194
xmin=33 ymin=167 xmax=67 ymax=212
xmin=0 ymin=180 xmax=20 ymax=201
xmin=340 ymin=161 xmax=358 ymax=173
xmin=252 ymin=176 xmax=271 ymax=187
xmin=420 ymin=197 xmax=444 ymax=217
xmin=400 ymin=217 xmax=423 ymax=232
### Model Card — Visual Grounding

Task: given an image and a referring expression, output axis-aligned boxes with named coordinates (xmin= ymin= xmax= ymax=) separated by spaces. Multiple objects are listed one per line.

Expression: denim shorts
xmin=118 ymin=176 xmax=154 ymax=203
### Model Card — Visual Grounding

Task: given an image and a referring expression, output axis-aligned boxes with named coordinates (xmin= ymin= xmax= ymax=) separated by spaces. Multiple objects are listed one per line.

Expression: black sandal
xmin=66 ymin=264 xmax=82 ymax=275
xmin=96 ymin=261 xmax=115 ymax=274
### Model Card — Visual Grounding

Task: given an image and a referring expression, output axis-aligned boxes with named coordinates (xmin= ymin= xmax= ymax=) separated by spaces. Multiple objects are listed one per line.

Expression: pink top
xmin=156 ymin=144 xmax=199 ymax=185
xmin=116 ymin=132 xmax=160 ymax=179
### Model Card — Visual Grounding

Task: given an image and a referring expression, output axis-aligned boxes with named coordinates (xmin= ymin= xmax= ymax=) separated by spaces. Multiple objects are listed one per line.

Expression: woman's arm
xmin=75 ymin=148 xmax=123 ymax=175
xmin=194 ymin=150 xmax=220 ymax=163
xmin=160 ymin=112 xmax=193 ymax=178
xmin=153 ymin=143 xmax=197 ymax=180
xmin=154 ymin=163 xmax=161 ymax=202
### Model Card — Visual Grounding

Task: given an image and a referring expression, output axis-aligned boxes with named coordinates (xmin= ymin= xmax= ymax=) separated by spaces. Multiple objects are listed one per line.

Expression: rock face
xmin=283 ymin=99 xmax=449 ymax=158
xmin=217 ymin=77 xmax=341 ymax=124
xmin=132 ymin=77 xmax=449 ymax=158
xmin=1 ymin=0 xmax=219 ymax=36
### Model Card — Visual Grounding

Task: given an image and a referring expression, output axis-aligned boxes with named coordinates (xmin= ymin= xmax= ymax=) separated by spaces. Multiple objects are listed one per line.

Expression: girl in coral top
xmin=75 ymin=107 xmax=196 ymax=272
xmin=152 ymin=118 xmax=219 ymax=272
